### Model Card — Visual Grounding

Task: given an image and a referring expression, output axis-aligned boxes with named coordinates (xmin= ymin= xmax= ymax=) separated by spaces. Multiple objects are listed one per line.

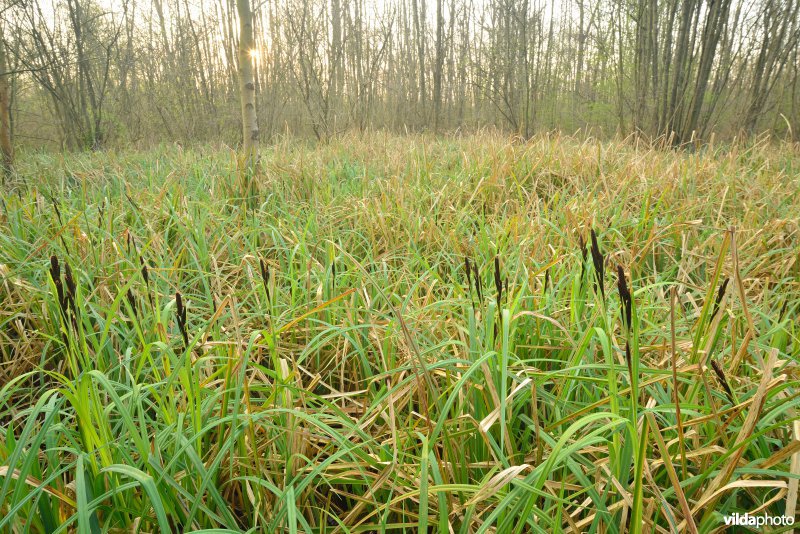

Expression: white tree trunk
xmin=236 ymin=0 xmax=258 ymax=169
xmin=0 ymin=31 xmax=13 ymax=178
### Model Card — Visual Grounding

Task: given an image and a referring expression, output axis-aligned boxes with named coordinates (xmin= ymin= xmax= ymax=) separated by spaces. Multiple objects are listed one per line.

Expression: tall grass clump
xmin=1 ymin=132 xmax=799 ymax=532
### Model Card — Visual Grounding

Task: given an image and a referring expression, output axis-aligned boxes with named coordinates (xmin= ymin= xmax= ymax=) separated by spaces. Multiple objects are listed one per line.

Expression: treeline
xmin=1 ymin=0 xmax=799 ymax=151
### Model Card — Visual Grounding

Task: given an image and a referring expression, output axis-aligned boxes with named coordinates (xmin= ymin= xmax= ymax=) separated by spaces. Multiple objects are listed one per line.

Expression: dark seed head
xmin=494 ymin=256 xmax=503 ymax=306
xmin=49 ymin=255 xmax=60 ymax=280
xmin=617 ymin=265 xmax=632 ymax=331
xmin=578 ymin=234 xmax=587 ymax=286
xmin=175 ymin=291 xmax=188 ymax=346
xmin=473 ymin=262 xmax=482 ymax=302
xmin=590 ymin=228 xmax=605 ymax=299
xmin=711 ymin=277 xmax=729 ymax=319
xmin=710 ymin=359 xmax=735 ymax=404
xmin=64 ymin=262 xmax=76 ymax=299
xmin=259 ymin=258 xmax=271 ymax=304
xmin=126 ymin=288 xmax=137 ymax=315
xmin=140 ymin=258 xmax=149 ymax=286
xmin=49 ymin=255 xmax=65 ymax=314
xmin=127 ymin=233 xmax=136 ymax=255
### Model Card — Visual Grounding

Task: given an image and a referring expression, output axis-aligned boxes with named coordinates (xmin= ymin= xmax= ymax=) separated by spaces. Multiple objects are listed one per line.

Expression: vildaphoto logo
xmin=722 ymin=512 xmax=795 ymax=528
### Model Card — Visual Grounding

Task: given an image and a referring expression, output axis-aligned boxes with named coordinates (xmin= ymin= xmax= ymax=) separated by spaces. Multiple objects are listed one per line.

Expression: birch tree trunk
xmin=433 ymin=0 xmax=444 ymax=131
xmin=236 ymin=0 xmax=259 ymax=169
xmin=0 ymin=31 xmax=12 ymax=179
xmin=412 ymin=0 xmax=427 ymax=120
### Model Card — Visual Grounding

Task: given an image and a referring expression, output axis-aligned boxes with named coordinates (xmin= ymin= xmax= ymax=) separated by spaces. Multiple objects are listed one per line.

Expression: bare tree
xmin=433 ymin=0 xmax=444 ymax=131
xmin=743 ymin=0 xmax=800 ymax=134
xmin=236 ymin=0 xmax=259 ymax=168
xmin=0 ymin=25 xmax=12 ymax=178
xmin=1 ymin=0 xmax=799 ymax=147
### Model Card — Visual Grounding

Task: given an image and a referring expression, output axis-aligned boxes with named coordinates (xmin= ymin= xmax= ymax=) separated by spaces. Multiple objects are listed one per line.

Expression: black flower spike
xmin=259 ymin=258 xmax=271 ymax=305
xmin=465 ymin=257 xmax=477 ymax=310
xmin=331 ymin=260 xmax=336 ymax=289
xmin=62 ymin=262 xmax=79 ymax=330
xmin=617 ymin=265 xmax=632 ymax=331
xmin=140 ymin=258 xmax=155 ymax=309
xmin=711 ymin=277 xmax=729 ymax=319
xmin=50 ymin=255 xmax=65 ymax=314
xmin=544 ymin=268 xmax=550 ymax=294
xmin=176 ymin=291 xmax=188 ymax=347
xmin=127 ymin=232 xmax=136 ymax=255
xmin=494 ymin=256 xmax=503 ymax=307
xmin=140 ymin=258 xmax=149 ymax=286
xmin=64 ymin=262 xmax=78 ymax=315
xmin=590 ymin=228 xmax=605 ymax=299
xmin=64 ymin=262 xmax=76 ymax=301
xmin=710 ymin=359 xmax=735 ymax=404
xmin=473 ymin=262 xmax=483 ymax=302
xmin=126 ymin=288 xmax=137 ymax=316
xmin=49 ymin=255 xmax=60 ymax=281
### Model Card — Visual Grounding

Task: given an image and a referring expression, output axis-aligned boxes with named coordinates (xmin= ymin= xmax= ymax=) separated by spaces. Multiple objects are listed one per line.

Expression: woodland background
xmin=0 ymin=0 xmax=799 ymax=157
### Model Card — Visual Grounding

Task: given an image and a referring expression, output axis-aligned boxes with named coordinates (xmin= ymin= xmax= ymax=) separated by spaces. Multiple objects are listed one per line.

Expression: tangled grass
xmin=1 ymin=132 xmax=799 ymax=532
